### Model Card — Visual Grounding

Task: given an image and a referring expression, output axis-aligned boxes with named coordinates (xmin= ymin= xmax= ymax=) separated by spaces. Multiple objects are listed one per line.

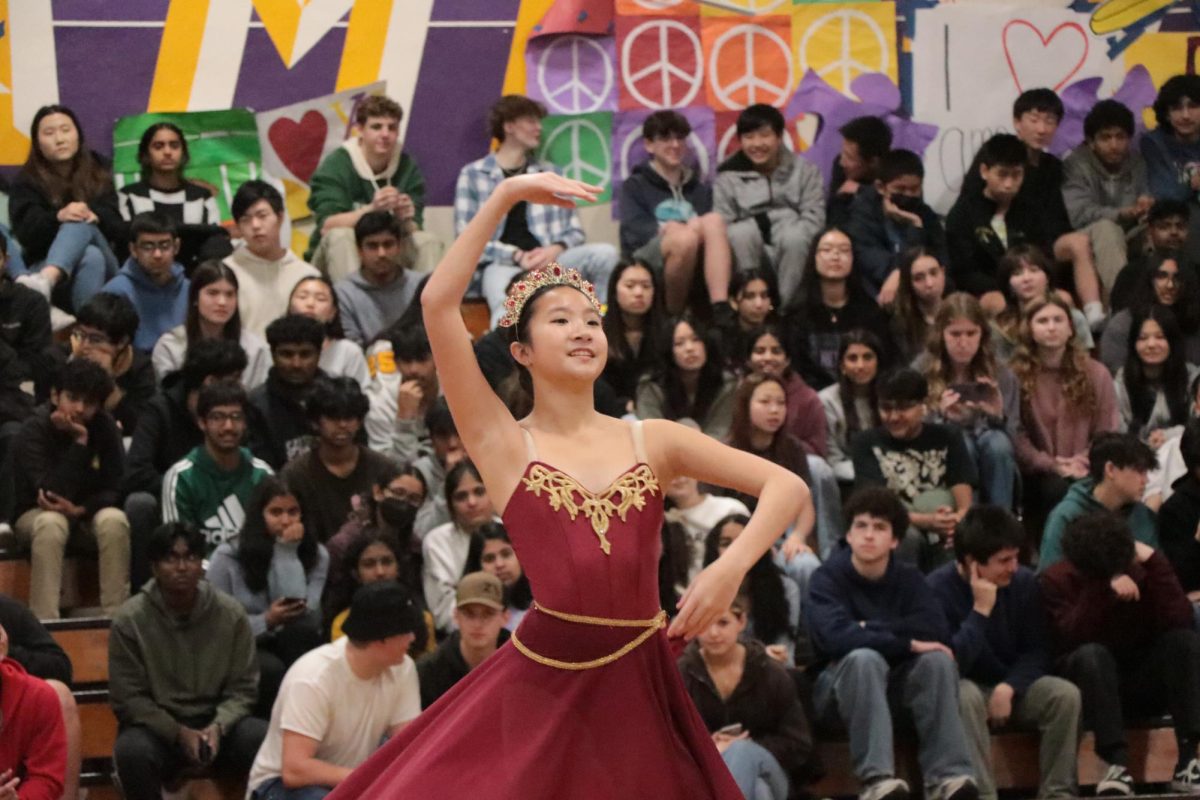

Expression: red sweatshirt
xmin=0 ymin=659 xmax=66 ymax=800
xmin=1040 ymin=551 xmax=1194 ymax=657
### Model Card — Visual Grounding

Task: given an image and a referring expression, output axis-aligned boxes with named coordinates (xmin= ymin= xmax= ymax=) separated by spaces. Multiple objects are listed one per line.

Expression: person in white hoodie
xmin=305 ymin=94 xmax=442 ymax=282
xmin=223 ymin=180 xmax=318 ymax=338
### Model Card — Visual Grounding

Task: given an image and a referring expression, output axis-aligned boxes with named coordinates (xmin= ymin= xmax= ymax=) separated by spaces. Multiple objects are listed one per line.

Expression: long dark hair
xmin=20 ymin=105 xmax=111 ymax=207
xmin=660 ymin=314 xmax=727 ymax=423
xmin=1124 ymin=305 xmax=1191 ymax=434
xmin=727 ymin=371 xmax=809 ymax=482
xmin=237 ymin=477 xmax=320 ymax=594
xmin=445 ymin=460 xmax=485 ymax=527
xmin=891 ymin=245 xmax=944 ymax=353
xmin=186 ymin=260 xmax=242 ymax=344
xmin=703 ymin=514 xmax=790 ymax=646
xmin=791 ymin=226 xmax=867 ymax=315
xmin=741 ymin=321 xmax=794 ymax=378
xmin=837 ymin=329 xmax=883 ymax=434
xmin=1133 ymin=253 xmax=1200 ymax=334
xmin=137 ymin=122 xmax=190 ymax=181
xmin=290 ymin=275 xmax=347 ymax=340
xmin=729 ymin=267 xmax=781 ymax=324
xmin=464 ymin=522 xmax=532 ymax=611
xmin=507 ymin=282 xmax=604 ymax=399
xmin=602 ymin=259 xmax=667 ymax=372
xmin=354 ymin=462 xmax=427 ymax=529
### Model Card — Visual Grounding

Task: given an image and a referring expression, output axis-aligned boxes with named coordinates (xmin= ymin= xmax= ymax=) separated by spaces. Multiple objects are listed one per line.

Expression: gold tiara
xmin=497 ymin=263 xmax=602 ymax=328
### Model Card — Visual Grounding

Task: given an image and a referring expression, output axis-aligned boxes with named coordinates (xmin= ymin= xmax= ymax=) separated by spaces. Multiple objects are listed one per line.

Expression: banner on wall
xmin=539 ymin=111 xmax=615 ymax=204
xmin=111 ymin=109 xmax=261 ymax=223
xmin=254 ymin=81 xmax=387 ymax=222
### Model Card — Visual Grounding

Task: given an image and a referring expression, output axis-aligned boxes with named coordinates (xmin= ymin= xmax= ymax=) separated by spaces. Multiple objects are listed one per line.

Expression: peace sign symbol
xmin=621 ymin=20 xmax=704 ymax=109
xmin=541 ymin=119 xmax=612 ymax=191
xmin=797 ymin=9 xmax=890 ymax=94
xmin=536 ymin=35 xmax=615 ymax=115
xmin=709 ymin=24 xmax=794 ymax=110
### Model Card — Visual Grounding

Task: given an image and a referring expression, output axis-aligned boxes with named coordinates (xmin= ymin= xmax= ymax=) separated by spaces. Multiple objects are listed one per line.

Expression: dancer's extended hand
xmin=669 ymin=559 xmax=741 ymax=640
xmin=498 ymin=172 xmax=601 ymax=210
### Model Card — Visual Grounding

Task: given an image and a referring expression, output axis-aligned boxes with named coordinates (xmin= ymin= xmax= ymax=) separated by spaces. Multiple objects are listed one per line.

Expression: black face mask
xmin=890 ymin=194 xmax=924 ymax=214
xmin=379 ymin=497 xmax=418 ymax=533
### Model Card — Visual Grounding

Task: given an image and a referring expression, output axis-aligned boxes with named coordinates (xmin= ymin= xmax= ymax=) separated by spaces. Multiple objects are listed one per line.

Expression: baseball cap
xmin=455 ymin=571 xmax=505 ymax=610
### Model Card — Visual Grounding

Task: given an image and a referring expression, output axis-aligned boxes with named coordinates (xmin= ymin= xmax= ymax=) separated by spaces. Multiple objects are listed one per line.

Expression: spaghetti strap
xmin=519 ymin=426 xmax=539 ymax=462
xmin=629 ymin=420 xmax=648 ymax=465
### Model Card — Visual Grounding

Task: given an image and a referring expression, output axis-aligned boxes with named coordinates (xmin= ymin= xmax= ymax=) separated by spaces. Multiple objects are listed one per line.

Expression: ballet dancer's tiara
xmin=498 ymin=263 xmax=602 ymax=328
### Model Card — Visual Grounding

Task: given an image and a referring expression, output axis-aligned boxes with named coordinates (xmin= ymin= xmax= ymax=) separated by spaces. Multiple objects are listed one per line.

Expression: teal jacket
xmin=1039 ymin=478 xmax=1159 ymax=572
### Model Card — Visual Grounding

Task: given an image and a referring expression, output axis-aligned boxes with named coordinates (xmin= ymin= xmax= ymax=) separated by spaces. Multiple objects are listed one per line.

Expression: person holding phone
xmin=679 ymin=596 xmax=813 ymax=800
xmin=207 ymin=477 xmax=328 ymax=717
xmin=918 ymin=293 xmax=1020 ymax=512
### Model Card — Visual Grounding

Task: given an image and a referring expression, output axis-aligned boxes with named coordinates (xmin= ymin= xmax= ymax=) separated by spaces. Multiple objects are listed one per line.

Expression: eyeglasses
xmin=70 ymin=329 xmax=111 ymax=347
xmin=159 ymin=552 xmax=202 ymax=566
xmin=383 ymin=487 xmax=423 ymax=507
xmin=205 ymin=411 xmax=245 ymax=424
xmin=136 ymin=240 xmax=176 ymax=254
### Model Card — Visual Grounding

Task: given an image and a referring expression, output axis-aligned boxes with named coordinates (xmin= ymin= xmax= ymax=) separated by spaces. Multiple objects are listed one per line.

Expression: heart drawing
xmin=268 ymin=110 xmax=328 ymax=184
xmin=1002 ymin=20 xmax=1089 ymax=93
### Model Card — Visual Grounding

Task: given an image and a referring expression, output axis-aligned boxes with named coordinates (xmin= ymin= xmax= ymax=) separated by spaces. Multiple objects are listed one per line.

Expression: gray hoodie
xmin=334 ymin=269 xmax=419 ymax=346
xmin=1061 ymin=144 xmax=1149 ymax=230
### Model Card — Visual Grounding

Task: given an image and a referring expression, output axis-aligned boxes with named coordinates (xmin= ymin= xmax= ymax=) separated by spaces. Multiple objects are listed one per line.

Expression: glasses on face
xmin=383 ymin=487 xmax=423 ymax=507
xmin=71 ymin=329 xmax=111 ymax=347
xmin=1154 ymin=270 xmax=1179 ymax=285
xmin=205 ymin=411 xmax=245 ymax=424
xmin=160 ymin=552 xmax=202 ymax=567
xmin=136 ymin=240 xmax=176 ymax=254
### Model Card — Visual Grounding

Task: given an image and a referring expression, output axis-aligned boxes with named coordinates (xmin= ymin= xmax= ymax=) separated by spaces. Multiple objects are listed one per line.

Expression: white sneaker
xmin=15 ymin=271 xmax=53 ymax=301
xmin=1096 ymin=764 xmax=1134 ymax=796
xmin=931 ymin=775 xmax=978 ymax=800
xmin=1172 ymin=757 xmax=1200 ymax=794
xmin=860 ymin=777 xmax=909 ymax=800
xmin=48 ymin=306 xmax=75 ymax=332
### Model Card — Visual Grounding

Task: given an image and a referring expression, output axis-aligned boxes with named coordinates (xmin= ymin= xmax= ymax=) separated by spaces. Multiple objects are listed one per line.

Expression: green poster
xmin=538 ymin=112 xmax=614 ymax=205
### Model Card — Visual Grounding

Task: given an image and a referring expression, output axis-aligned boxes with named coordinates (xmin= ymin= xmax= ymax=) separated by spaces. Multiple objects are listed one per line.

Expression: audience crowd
xmin=8 ymin=78 xmax=1200 ymax=800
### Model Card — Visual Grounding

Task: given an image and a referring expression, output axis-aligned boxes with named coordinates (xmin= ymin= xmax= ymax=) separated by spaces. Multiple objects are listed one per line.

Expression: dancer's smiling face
xmin=511 ymin=286 xmax=608 ymax=382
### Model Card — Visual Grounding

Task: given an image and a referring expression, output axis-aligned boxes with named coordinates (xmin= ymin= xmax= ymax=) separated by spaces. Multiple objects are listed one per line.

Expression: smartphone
xmin=949 ymin=382 xmax=990 ymax=404
xmin=717 ymin=723 xmax=744 ymax=736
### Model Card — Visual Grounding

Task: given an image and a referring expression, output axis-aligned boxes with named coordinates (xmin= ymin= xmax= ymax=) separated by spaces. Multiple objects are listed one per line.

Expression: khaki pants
xmin=1085 ymin=219 xmax=1130 ymax=296
xmin=15 ymin=507 xmax=130 ymax=619
xmin=311 ymin=226 xmax=445 ymax=283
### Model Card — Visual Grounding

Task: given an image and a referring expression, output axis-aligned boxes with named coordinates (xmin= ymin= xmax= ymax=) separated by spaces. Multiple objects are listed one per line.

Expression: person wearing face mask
xmin=846 ymin=150 xmax=948 ymax=303
xmin=322 ymin=465 xmax=427 ymax=627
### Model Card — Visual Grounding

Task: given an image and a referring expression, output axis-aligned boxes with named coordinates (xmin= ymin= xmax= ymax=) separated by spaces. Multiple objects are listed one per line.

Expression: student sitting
xmin=110 ymin=523 xmax=265 ymax=800
xmin=1039 ymin=433 xmax=1158 ymax=572
xmin=679 ymin=596 xmax=813 ymax=800
xmin=806 ymin=487 xmax=979 ymax=800
xmin=12 ymin=358 xmax=128 ymax=619
xmin=422 ymin=461 xmax=498 ymax=633
xmin=1100 ymin=254 xmax=1200 ymax=373
xmin=1110 ymin=200 xmax=1192 ymax=311
xmin=619 ymin=109 xmax=731 ymax=316
xmin=116 ymin=122 xmax=228 ymax=269
xmin=827 ymin=115 xmax=892 ymax=229
xmin=247 ymin=315 xmax=328 ymax=470
xmin=637 ymin=315 xmax=738 ymax=440
xmin=600 ymin=260 xmax=669 ymax=414
xmin=464 ymin=524 xmax=531 ymax=630
xmin=665 ymin=474 xmax=750 ymax=585
xmin=885 ymin=246 xmax=947 ymax=365
xmin=151 ymin=259 xmax=271 ymax=389
xmin=207 ymin=477 xmax=328 ymax=718
xmin=1158 ymin=420 xmax=1200 ymax=603
xmin=927 ymin=507 xmax=1080 ymax=800
xmin=306 ymin=94 xmax=438 ymax=280
xmin=1062 ymin=99 xmax=1152 ymax=297
xmin=853 ymin=368 xmax=977 ymax=570
xmin=280 ymin=377 xmax=397 ymax=544
xmin=410 ymin=399 xmax=466 ymax=540
xmin=162 ymin=381 xmax=273 ymax=552
xmin=723 ymin=268 xmax=779 ymax=370
xmin=846 ymin=148 xmax=948 ymax=301
xmin=333 ymin=212 xmax=419 ymax=347
xmin=224 ymin=181 xmax=319 ymax=338
xmin=1041 ymin=512 xmax=1200 ymax=795
xmin=246 ymin=582 xmax=422 ymax=800
xmin=990 ymin=245 xmax=1094 ymax=363
xmin=365 ymin=323 xmax=440 ymax=462
xmin=287 ymin=276 xmax=369 ymax=388
xmin=417 ymin=571 xmax=510 ymax=709
xmin=102 ymin=212 xmax=190 ymax=353
xmin=1142 ymin=74 xmax=1200 ymax=261
xmin=714 ymin=104 xmax=825 ymax=307
xmin=327 ymin=527 xmax=429 ymax=648
xmin=819 ymin=330 xmax=883 ymax=490
xmin=0 ymin=650 xmax=67 ymax=800
xmin=10 ymin=105 xmax=122 ymax=319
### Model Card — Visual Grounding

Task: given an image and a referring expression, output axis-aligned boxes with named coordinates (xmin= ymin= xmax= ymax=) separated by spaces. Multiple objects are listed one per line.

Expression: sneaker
xmin=15 ymin=271 xmax=53 ymax=301
xmin=48 ymin=306 xmax=75 ymax=333
xmin=931 ymin=775 xmax=978 ymax=800
xmin=1172 ymin=758 xmax=1200 ymax=794
xmin=859 ymin=776 xmax=910 ymax=800
xmin=1096 ymin=764 xmax=1134 ymax=796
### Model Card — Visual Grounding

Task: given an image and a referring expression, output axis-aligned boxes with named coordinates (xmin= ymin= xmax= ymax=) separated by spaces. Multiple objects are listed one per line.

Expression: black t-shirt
xmin=851 ymin=422 xmax=978 ymax=500
xmin=499 ymin=165 xmax=541 ymax=252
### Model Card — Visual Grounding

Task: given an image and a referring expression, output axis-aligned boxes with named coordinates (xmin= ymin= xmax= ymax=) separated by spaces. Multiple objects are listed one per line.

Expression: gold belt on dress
xmin=510 ymin=601 xmax=667 ymax=671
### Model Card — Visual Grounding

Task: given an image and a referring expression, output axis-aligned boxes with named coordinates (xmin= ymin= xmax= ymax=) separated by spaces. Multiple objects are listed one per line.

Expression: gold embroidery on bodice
xmin=521 ymin=463 xmax=660 ymax=554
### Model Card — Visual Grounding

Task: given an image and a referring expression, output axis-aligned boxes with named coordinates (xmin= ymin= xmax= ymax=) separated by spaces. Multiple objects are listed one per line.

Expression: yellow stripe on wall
xmin=251 ymin=0 xmax=303 ymax=67
xmin=148 ymin=0 xmax=213 ymax=111
xmin=336 ymin=0 xmax=393 ymax=91
xmin=502 ymin=0 xmax=557 ymax=97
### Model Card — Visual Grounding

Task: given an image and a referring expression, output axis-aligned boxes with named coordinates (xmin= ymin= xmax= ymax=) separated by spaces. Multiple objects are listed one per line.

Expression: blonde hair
xmin=1010 ymin=294 xmax=1096 ymax=417
xmin=924 ymin=293 xmax=996 ymax=406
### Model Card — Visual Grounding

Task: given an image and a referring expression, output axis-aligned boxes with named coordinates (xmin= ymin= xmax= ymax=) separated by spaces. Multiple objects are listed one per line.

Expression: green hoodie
xmin=108 ymin=580 xmax=258 ymax=743
xmin=162 ymin=445 xmax=274 ymax=551
xmin=1039 ymin=477 xmax=1159 ymax=572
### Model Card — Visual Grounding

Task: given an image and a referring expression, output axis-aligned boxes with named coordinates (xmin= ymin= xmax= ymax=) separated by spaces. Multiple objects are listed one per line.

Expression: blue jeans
xmin=252 ymin=777 xmax=331 ymax=800
xmin=481 ymin=243 xmax=620 ymax=327
xmin=807 ymin=454 xmax=844 ymax=560
xmin=964 ymin=427 xmax=1016 ymax=511
xmin=27 ymin=222 xmax=119 ymax=311
xmin=723 ymin=738 xmax=789 ymax=800
xmin=0 ymin=224 xmax=27 ymax=274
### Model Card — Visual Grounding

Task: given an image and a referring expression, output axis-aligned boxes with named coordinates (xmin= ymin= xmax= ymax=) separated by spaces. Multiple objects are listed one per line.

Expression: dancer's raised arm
xmin=420 ymin=173 xmax=600 ymax=499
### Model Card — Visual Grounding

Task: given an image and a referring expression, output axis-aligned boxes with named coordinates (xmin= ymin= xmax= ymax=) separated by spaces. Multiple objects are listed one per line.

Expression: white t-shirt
xmin=247 ymin=638 xmax=421 ymax=793
xmin=666 ymin=495 xmax=751 ymax=584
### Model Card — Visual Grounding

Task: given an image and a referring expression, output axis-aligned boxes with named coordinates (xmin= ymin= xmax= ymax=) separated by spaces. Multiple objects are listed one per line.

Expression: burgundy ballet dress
xmin=326 ymin=421 xmax=741 ymax=799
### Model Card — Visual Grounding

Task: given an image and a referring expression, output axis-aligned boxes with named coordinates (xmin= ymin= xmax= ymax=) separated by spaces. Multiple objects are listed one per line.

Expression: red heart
xmin=268 ymin=110 xmax=328 ymax=184
xmin=1002 ymin=20 xmax=1088 ymax=93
